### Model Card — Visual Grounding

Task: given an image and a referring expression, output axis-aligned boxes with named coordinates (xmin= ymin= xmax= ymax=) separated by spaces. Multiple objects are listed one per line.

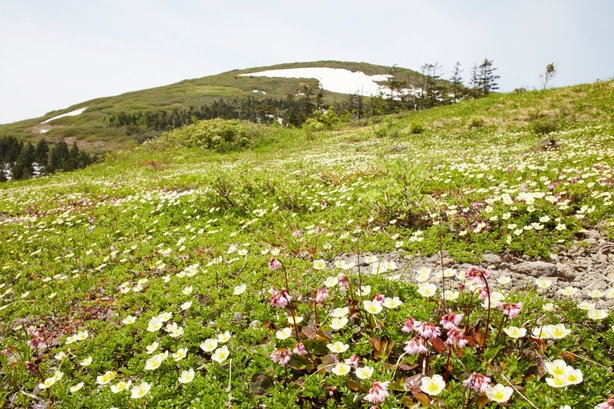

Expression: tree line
xmin=0 ymin=136 xmax=95 ymax=182
xmin=105 ymin=59 xmax=500 ymax=134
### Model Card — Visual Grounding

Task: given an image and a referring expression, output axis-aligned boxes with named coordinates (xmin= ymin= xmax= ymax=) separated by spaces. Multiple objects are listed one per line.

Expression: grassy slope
xmin=0 ymin=61 xmax=421 ymax=153
xmin=0 ymin=80 xmax=613 ymax=408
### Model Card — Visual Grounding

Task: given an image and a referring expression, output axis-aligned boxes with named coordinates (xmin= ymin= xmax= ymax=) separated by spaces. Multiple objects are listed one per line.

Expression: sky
xmin=1 ymin=0 xmax=613 ymax=125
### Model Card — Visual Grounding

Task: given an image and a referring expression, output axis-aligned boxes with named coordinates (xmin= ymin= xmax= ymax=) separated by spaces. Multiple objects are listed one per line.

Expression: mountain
xmin=0 ymin=61 xmax=427 ymax=153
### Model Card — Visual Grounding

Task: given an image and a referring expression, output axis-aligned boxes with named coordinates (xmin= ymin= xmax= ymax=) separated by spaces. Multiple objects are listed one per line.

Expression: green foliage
xmin=0 ymin=79 xmax=614 ymax=408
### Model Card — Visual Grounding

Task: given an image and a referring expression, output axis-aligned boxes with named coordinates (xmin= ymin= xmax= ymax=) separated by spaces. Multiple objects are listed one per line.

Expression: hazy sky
xmin=1 ymin=0 xmax=612 ymax=124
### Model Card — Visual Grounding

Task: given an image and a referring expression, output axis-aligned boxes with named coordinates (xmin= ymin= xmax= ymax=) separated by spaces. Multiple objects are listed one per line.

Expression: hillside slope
xmin=0 ymin=61 xmax=423 ymax=152
xmin=1 ymin=80 xmax=614 ymax=408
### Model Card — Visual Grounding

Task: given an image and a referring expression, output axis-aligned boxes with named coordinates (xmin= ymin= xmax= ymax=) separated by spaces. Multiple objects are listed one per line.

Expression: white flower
xmin=417 ymin=283 xmax=437 ymax=298
xmin=122 ymin=315 xmax=137 ymax=325
xmin=588 ymin=309 xmax=608 ymax=320
xmin=146 ymin=342 xmax=159 ymax=354
xmin=363 ymin=300 xmax=383 ymax=314
xmin=144 ymin=351 xmax=168 ymax=370
xmin=563 ymin=367 xmax=583 ymax=385
xmin=503 ymin=326 xmax=527 ymax=339
xmin=549 ymin=324 xmax=571 ymax=339
xmin=497 ymin=276 xmax=511 ymax=285
xmin=130 ymin=381 xmax=151 ymax=399
xmin=324 ymin=276 xmax=338 ymax=287
xmin=415 ymin=267 xmax=431 ymax=282
xmin=182 ymin=286 xmax=193 ymax=295
xmin=535 ymin=277 xmax=552 ymax=290
xmin=287 ymin=315 xmax=303 ymax=325
xmin=212 ymin=345 xmax=229 ymax=364
xmin=356 ymin=285 xmax=371 ymax=296
xmin=276 ymin=327 xmax=293 ymax=340
xmin=382 ymin=296 xmax=402 ymax=309
xmin=331 ymin=363 xmax=352 ymax=376
xmin=444 ymin=290 xmax=459 ymax=301
xmin=330 ymin=307 xmax=349 ymax=318
xmin=200 ymin=338 xmax=218 ymax=353
xmin=558 ymin=286 xmax=578 ymax=297
xmin=542 ymin=303 xmax=556 ymax=312
xmin=217 ymin=331 xmax=232 ymax=343
xmin=233 ymin=284 xmax=247 ymax=295
xmin=577 ymin=301 xmax=596 ymax=311
xmin=588 ymin=289 xmax=603 ymax=299
xmin=172 ymin=348 xmax=188 ymax=361
xmin=147 ymin=317 xmax=163 ymax=332
xmin=313 ymin=259 xmax=326 ymax=270
xmin=330 ymin=317 xmax=349 ymax=331
xmin=545 ymin=359 xmax=568 ymax=377
xmin=420 ymin=374 xmax=446 ymax=396
xmin=178 ymin=368 xmax=195 ymax=384
xmin=485 ymin=383 xmax=513 ymax=403
xmin=96 ymin=370 xmax=117 ymax=385
xmin=69 ymin=382 xmax=84 ymax=393
xmin=532 ymin=326 xmax=552 ymax=339
xmin=80 ymin=356 xmax=93 ymax=367
xmin=111 ymin=380 xmax=132 ymax=393
xmin=326 ymin=341 xmax=349 ymax=354
xmin=158 ymin=312 xmax=172 ymax=322
xmin=355 ymin=366 xmax=374 ymax=379
xmin=180 ymin=301 xmax=192 ymax=311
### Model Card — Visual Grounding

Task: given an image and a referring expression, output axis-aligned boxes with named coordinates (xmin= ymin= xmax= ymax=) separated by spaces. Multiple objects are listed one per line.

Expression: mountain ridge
xmin=0 ymin=61 xmax=426 ymax=152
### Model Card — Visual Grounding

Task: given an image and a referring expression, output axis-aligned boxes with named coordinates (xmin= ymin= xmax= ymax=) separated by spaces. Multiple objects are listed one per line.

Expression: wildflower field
xmin=1 ymin=81 xmax=614 ymax=408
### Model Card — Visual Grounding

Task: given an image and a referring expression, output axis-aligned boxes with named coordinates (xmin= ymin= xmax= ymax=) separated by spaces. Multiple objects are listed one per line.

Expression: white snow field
xmin=240 ymin=67 xmax=395 ymax=96
xmin=42 ymin=107 xmax=87 ymax=124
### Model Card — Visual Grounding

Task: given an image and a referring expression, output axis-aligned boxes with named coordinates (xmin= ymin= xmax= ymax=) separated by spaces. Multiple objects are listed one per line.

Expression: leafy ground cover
xmin=1 ymin=81 xmax=614 ymax=408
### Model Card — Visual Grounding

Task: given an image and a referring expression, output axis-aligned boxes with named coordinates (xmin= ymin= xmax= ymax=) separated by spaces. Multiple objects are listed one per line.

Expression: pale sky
xmin=1 ymin=0 xmax=612 ymax=124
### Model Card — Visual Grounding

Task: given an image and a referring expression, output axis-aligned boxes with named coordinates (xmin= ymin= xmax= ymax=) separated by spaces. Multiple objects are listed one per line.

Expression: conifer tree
xmin=477 ymin=59 xmax=500 ymax=96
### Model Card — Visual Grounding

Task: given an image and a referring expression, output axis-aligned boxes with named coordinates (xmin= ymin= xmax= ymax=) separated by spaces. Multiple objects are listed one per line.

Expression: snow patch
xmin=39 ymin=129 xmax=49 ymax=134
xmin=42 ymin=107 xmax=87 ymax=124
xmin=240 ymin=68 xmax=393 ymax=96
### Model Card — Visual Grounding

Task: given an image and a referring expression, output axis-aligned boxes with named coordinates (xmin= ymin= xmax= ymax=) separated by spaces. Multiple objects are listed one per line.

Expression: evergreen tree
xmin=450 ymin=62 xmax=464 ymax=103
xmin=11 ymin=142 xmax=35 ymax=180
xmin=477 ymin=59 xmax=500 ymax=96
xmin=35 ymin=139 xmax=49 ymax=168
xmin=48 ymin=141 xmax=70 ymax=173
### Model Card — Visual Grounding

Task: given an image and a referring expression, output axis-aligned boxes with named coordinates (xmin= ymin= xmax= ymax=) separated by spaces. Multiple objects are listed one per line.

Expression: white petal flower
xmin=355 ymin=366 xmax=374 ymax=380
xmin=178 ymin=368 xmax=195 ymax=384
xmin=420 ymin=374 xmax=446 ymax=396
xmin=212 ymin=345 xmax=229 ymax=364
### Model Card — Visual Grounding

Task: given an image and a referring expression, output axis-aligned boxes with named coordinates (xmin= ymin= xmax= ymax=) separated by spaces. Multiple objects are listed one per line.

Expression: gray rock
xmin=482 ymin=253 xmax=502 ymax=264
xmin=512 ymin=261 xmax=557 ymax=277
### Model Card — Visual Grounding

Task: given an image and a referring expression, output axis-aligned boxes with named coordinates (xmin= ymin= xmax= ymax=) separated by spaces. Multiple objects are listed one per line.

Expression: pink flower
xmin=372 ymin=293 xmax=386 ymax=305
xmin=269 ymin=287 xmax=291 ymax=307
xmin=270 ymin=348 xmax=292 ymax=365
xmin=402 ymin=317 xmax=421 ymax=333
xmin=315 ymin=287 xmax=328 ymax=303
xmin=293 ymin=342 xmax=307 ymax=356
xmin=345 ymin=354 xmax=360 ymax=368
xmin=403 ymin=336 xmax=428 ymax=354
xmin=445 ymin=328 xmax=468 ymax=348
xmin=440 ymin=312 xmax=463 ymax=330
xmin=463 ymin=372 xmax=491 ymax=392
xmin=465 ymin=266 xmax=489 ymax=285
xmin=596 ymin=394 xmax=614 ymax=409
xmin=417 ymin=322 xmax=441 ymax=339
xmin=364 ymin=381 xmax=389 ymax=404
xmin=269 ymin=258 xmax=282 ymax=270
xmin=338 ymin=274 xmax=349 ymax=293
xmin=499 ymin=302 xmax=523 ymax=318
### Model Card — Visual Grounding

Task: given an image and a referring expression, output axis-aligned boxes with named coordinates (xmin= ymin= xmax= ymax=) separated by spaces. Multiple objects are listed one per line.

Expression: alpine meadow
xmin=1 ymin=62 xmax=614 ymax=409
